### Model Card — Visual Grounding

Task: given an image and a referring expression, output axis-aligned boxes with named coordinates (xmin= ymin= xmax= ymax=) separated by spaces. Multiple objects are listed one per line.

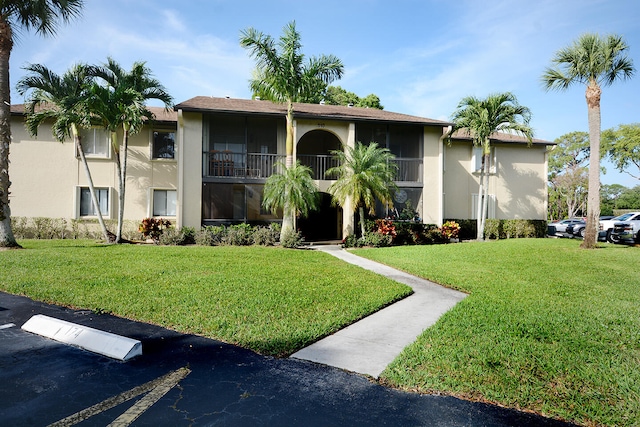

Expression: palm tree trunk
xmin=359 ymin=206 xmax=366 ymax=238
xmin=0 ymin=18 xmax=19 ymax=247
xmin=476 ymin=155 xmax=485 ymax=241
xmin=109 ymin=131 xmax=124 ymax=243
xmin=581 ymin=80 xmax=602 ymax=249
xmin=73 ymin=124 xmax=110 ymax=243
xmin=116 ymin=126 xmax=129 ymax=243
xmin=281 ymin=101 xmax=295 ymax=236
xmin=480 ymin=151 xmax=490 ymax=241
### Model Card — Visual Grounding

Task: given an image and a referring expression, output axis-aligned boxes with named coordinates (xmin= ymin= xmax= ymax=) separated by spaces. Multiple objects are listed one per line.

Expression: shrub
xmin=138 ymin=218 xmax=172 ymax=242
xmin=440 ymin=221 xmax=461 ymax=240
xmin=280 ymin=229 xmax=303 ymax=248
xmin=224 ymin=223 xmax=254 ymax=246
xmin=363 ymin=231 xmax=393 ymax=247
xmin=253 ymin=225 xmax=279 ymax=246
xmin=194 ymin=225 xmax=226 ymax=246
xmin=158 ymin=226 xmax=195 ymax=246
xmin=342 ymin=234 xmax=363 ymax=248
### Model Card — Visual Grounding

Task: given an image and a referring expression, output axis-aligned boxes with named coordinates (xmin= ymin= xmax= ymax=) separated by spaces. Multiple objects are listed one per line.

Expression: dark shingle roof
xmin=175 ymin=96 xmax=453 ymax=127
xmin=11 ymin=104 xmax=177 ymax=124
xmin=451 ymin=129 xmax=553 ymax=146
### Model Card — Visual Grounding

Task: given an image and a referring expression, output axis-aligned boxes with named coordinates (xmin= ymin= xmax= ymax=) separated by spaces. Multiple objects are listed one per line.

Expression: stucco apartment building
xmin=9 ymin=97 xmax=553 ymax=241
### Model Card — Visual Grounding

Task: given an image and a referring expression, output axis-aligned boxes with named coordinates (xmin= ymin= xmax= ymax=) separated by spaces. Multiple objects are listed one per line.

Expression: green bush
xmin=224 ymin=223 xmax=254 ymax=246
xmin=158 ymin=226 xmax=196 ymax=246
xmin=484 ymin=219 xmax=547 ymax=239
xmin=342 ymin=234 xmax=363 ymax=248
xmin=363 ymin=231 xmax=393 ymax=247
xmin=194 ymin=225 xmax=226 ymax=246
xmin=253 ymin=225 xmax=279 ymax=246
xmin=280 ymin=229 xmax=304 ymax=248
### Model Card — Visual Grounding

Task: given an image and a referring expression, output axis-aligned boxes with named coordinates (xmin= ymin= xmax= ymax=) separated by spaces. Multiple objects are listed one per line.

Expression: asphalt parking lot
xmin=0 ymin=291 xmax=576 ymax=426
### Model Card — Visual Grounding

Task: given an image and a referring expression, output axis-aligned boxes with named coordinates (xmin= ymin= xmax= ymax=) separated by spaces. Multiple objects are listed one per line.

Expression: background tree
xmin=323 ymin=86 xmax=384 ymax=109
xmin=89 ymin=58 xmax=173 ymax=243
xmin=602 ymin=123 xmax=640 ymax=181
xmin=326 ymin=142 xmax=397 ymax=238
xmin=262 ymin=161 xmax=319 ymax=243
xmin=240 ymin=20 xmax=343 ymax=236
xmin=0 ymin=0 xmax=83 ymax=247
xmin=17 ymin=63 xmax=110 ymax=242
xmin=548 ymin=132 xmax=590 ymax=219
xmin=543 ymin=33 xmax=634 ymax=248
xmin=449 ymin=92 xmax=533 ymax=240
xmin=601 ymin=183 xmax=629 ymax=215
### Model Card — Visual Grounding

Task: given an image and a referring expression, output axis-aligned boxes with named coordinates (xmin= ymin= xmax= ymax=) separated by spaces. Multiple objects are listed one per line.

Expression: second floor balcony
xmin=204 ymin=151 xmax=423 ymax=183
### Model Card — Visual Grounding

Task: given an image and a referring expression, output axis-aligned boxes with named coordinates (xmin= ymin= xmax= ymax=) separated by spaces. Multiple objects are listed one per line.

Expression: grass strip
xmin=1 ymin=240 xmax=411 ymax=356
xmin=354 ymin=238 xmax=640 ymax=427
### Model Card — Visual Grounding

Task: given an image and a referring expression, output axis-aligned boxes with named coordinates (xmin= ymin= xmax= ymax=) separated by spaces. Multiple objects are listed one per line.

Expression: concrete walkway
xmin=291 ymin=245 xmax=467 ymax=378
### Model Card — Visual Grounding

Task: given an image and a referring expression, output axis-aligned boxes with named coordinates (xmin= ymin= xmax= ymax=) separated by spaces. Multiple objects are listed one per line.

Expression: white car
xmin=599 ymin=212 xmax=640 ymax=242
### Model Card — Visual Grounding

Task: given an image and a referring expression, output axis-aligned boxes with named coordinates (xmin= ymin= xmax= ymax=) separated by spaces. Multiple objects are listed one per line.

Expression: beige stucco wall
xmin=443 ymin=141 xmax=548 ymax=220
xmin=9 ymin=116 xmax=177 ymax=223
xmin=421 ymin=126 xmax=445 ymax=225
xmin=178 ymin=111 xmax=203 ymax=229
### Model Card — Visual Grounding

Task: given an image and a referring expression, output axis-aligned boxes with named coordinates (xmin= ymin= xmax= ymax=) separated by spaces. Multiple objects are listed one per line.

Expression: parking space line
xmin=47 ymin=366 xmax=191 ymax=427
xmin=0 ymin=323 xmax=15 ymax=329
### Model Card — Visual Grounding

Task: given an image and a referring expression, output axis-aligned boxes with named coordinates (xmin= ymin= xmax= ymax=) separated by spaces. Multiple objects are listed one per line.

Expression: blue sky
xmin=10 ymin=0 xmax=640 ymax=186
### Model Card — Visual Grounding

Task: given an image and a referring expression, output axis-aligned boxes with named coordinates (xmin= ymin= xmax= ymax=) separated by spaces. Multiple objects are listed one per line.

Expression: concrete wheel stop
xmin=21 ymin=314 xmax=142 ymax=361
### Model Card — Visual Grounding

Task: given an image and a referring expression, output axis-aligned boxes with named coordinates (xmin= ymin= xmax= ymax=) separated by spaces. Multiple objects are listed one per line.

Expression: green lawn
xmin=0 ymin=240 xmax=410 ymax=356
xmin=353 ymin=239 xmax=640 ymax=427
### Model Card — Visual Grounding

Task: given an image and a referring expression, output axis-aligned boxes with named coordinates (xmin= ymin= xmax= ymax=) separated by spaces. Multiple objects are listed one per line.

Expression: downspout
xmin=176 ymin=109 xmax=184 ymax=229
xmin=438 ymin=126 xmax=452 ymax=227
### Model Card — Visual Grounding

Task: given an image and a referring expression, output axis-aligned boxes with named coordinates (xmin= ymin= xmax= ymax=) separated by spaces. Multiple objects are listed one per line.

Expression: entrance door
xmin=298 ymin=192 xmax=341 ymax=242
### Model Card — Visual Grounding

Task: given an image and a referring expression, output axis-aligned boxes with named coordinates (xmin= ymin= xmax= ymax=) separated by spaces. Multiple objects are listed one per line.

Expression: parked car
xmin=566 ymin=221 xmax=587 ymax=238
xmin=599 ymin=212 xmax=640 ymax=242
xmin=610 ymin=214 xmax=640 ymax=244
xmin=548 ymin=218 xmax=585 ymax=236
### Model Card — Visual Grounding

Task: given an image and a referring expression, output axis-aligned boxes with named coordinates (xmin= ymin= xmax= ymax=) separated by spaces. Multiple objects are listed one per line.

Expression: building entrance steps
xmin=291 ymin=245 xmax=467 ymax=378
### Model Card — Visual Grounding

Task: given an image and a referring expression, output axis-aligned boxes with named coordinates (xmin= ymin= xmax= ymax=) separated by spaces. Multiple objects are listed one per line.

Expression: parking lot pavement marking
xmin=107 ymin=367 xmax=191 ymax=427
xmin=47 ymin=366 xmax=191 ymax=427
xmin=0 ymin=323 xmax=15 ymax=329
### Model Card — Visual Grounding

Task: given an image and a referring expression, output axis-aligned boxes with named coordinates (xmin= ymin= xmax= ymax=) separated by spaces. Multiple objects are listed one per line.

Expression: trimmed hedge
xmin=444 ymin=219 xmax=547 ymax=240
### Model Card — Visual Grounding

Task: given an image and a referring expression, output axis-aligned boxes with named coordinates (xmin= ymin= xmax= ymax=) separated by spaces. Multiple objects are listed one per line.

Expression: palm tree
xmin=543 ymin=33 xmax=634 ymax=248
xmin=0 ymin=0 xmax=83 ymax=247
xmin=326 ymin=142 xmax=398 ymax=238
xmin=88 ymin=58 xmax=173 ymax=243
xmin=16 ymin=63 xmax=110 ymax=242
xmin=449 ymin=92 xmax=533 ymax=240
xmin=262 ymin=161 xmax=319 ymax=242
xmin=240 ymin=21 xmax=343 ymax=236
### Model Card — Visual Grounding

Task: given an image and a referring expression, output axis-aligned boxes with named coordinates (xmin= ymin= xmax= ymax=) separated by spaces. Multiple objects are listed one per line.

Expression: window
xmin=79 ymin=128 xmax=110 ymax=157
xmin=152 ymin=131 xmax=175 ymax=159
xmin=153 ymin=189 xmax=177 ymax=216
xmin=80 ymin=187 xmax=109 ymax=217
xmin=471 ymin=193 xmax=496 ymax=219
xmin=471 ymin=146 xmax=496 ymax=173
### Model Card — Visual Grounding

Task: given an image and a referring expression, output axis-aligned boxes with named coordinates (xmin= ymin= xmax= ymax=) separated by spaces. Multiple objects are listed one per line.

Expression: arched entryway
xmin=297 ymin=129 xmax=342 ymax=180
xmin=298 ymin=192 xmax=342 ymax=242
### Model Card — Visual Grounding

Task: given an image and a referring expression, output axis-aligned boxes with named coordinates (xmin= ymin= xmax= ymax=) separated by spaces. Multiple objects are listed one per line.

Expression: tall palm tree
xmin=88 ymin=58 xmax=173 ymax=243
xmin=326 ymin=142 xmax=397 ymax=238
xmin=449 ymin=92 xmax=533 ymax=240
xmin=262 ymin=161 xmax=319 ymax=242
xmin=0 ymin=0 xmax=83 ymax=247
xmin=16 ymin=63 xmax=110 ymax=242
xmin=240 ymin=21 xmax=343 ymax=236
xmin=543 ymin=33 xmax=634 ymax=249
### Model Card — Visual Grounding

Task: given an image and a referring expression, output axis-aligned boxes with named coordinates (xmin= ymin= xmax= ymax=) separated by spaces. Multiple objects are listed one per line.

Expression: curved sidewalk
xmin=291 ymin=245 xmax=467 ymax=378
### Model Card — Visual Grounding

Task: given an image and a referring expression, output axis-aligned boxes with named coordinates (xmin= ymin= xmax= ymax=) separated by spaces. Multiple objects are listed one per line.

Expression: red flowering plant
xmin=375 ymin=219 xmax=397 ymax=238
xmin=139 ymin=218 xmax=172 ymax=242
xmin=440 ymin=220 xmax=460 ymax=240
